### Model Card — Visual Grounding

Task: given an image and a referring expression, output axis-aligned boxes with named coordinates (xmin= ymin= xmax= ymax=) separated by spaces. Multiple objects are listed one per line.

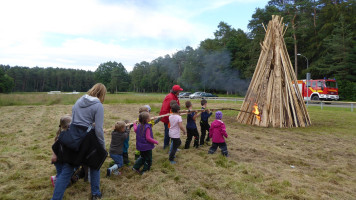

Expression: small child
xmin=132 ymin=112 xmax=159 ymax=174
xmin=168 ymin=100 xmax=178 ymax=153
xmin=208 ymin=111 xmax=229 ymax=156
xmin=134 ymin=105 xmax=161 ymax=160
xmin=107 ymin=121 xmax=129 ymax=177
xmin=200 ymin=99 xmax=212 ymax=145
xmin=168 ymin=104 xmax=186 ymax=164
xmin=184 ymin=101 xmax=201 ymax=149
xmin=51 ymin=114 xmax=72 ymax=187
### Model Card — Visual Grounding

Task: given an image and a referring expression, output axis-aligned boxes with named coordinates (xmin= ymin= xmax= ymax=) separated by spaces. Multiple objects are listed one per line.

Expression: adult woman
xmin=52 ymin=83 xmax=106 ymax=200
xmin=159 ymin=85 xmax=182 ymax=149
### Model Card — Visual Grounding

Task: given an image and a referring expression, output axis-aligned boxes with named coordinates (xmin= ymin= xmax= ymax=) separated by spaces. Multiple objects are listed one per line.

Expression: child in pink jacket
xmin=208 ymin=111 xmax=229 ymax=156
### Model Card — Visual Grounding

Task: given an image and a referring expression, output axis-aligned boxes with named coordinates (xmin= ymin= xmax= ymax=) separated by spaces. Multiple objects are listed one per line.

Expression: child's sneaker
xmin=170 ymin=161 xmax=177 ymax=164
xmin=51 ymin=176 xmax=56 ymax=187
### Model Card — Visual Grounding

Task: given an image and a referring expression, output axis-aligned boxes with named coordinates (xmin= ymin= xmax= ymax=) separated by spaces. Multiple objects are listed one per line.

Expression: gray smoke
xmin=156 ymin=48 xmax=250 ymax=95
xmin=200 ymin=49 xmax=250 ymax=95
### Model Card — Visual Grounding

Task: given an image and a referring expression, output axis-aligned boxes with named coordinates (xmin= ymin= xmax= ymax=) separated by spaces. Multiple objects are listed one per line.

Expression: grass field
xmin=0 ymin=93 xmax=355 ymax=200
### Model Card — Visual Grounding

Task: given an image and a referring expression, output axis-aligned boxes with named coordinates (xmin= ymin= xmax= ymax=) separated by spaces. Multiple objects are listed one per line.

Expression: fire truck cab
xmin=297 ymin=79 xmax=339 ymax=101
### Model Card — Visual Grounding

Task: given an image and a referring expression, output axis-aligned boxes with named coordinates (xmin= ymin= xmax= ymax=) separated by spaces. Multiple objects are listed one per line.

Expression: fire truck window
xmin=326 ymin=81 xmax=337 ymax=88
xmin=317 ymin=81 xmax=322 ymax=87
xmin=312 ymin=81 xmax=316 ymax=87
xmin=306 ymin=81 xmax=311 ymax=87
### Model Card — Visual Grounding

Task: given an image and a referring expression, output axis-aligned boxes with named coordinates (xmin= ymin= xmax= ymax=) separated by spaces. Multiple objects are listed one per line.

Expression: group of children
xmin=51 ymin=100 xmax=229 ymax=183
xmin=168 ymin=99 xmax=229 ymax=164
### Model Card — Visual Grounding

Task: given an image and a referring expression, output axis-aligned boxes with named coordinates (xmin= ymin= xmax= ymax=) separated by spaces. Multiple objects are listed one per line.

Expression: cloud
xmin=0 ymin=0 xmax=267 ymax=71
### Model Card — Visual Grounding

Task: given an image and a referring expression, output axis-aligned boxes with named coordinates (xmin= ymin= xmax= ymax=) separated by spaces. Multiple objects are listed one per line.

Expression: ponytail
xmin=54 ymin=126 xmax=61 ymax=142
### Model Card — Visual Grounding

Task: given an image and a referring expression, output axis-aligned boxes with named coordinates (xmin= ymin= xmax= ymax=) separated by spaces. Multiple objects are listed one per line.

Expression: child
xmin=143 ymin=105 xmax=162 ymax=126
xmin=107 ymin=121 xmax=129 ymax=177
xmin=132 ymin=112 xmax=159 ymax=174
xmin=168 ymin=100 xmax=178 ymax=153
xmin=184 ymin=101 xmax=201 ymax=149
xmin=208 ymin=111 xmax=229 ymax=156
xmin=51 ymin=114 xmax=72 ymax=187
xmin=134 ymin=105 xmax=161 ymax=160
xmin=168 ymin=104 xmax=186 ymax=164
xmin=200 ymin=99 xmax=212 ymax=145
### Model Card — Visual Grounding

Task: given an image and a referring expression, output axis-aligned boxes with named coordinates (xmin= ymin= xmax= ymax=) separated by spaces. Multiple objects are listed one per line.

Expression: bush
xmin=337 ymin=79 xmax=356 ymax=101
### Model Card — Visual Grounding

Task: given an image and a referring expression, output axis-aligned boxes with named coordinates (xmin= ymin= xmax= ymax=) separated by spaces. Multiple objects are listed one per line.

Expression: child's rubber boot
xmin=107 ymin=164 xmax=118 ymax=177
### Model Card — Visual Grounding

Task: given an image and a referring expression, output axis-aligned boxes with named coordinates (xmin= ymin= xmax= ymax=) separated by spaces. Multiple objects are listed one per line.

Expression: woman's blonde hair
xmin=115 ymin=121 xmax=126 ymax=132
xmin=55 ymin=114 xmax=72 ymax=141
xmin=87 ymin=83 xmax=107 ymax=103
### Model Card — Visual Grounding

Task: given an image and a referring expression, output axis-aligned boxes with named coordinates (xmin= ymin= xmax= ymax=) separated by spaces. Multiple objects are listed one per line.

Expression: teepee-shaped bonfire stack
xmin=237 ymin=15 xmax=311 ymax=128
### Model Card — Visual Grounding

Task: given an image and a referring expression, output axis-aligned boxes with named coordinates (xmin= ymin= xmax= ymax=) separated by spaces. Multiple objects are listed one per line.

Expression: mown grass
xmin=0 ymin=94 xmax=355 ymax=200
xmin=0 ymin=92 xmax=168 ymax=106
xmin=0 ymin=92 xmax=242 ymax=106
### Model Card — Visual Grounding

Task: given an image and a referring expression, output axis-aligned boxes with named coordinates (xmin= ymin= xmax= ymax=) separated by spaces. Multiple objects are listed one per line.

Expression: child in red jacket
xmin=208 ymin=111 xmax=229 ymax=157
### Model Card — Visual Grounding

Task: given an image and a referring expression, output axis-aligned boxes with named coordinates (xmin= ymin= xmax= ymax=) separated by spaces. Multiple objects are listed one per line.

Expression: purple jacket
xmin=135 ymin=124 xmax=155 ymax=151
xmin=209 ymin=120 xmax=228 ymax=143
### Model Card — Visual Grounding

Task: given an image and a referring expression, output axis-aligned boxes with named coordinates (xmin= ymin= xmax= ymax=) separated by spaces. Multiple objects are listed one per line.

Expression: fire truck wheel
xmin=311 ymin=95 xmax=319 ymax=101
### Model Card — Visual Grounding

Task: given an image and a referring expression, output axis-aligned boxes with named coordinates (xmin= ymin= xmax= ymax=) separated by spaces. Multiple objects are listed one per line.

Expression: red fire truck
xmin=297 ymin=79 xmax=339 ymax=101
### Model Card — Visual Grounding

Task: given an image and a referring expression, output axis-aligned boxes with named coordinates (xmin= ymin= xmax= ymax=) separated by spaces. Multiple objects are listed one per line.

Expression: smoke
xmin=155 ymin=48 xmax=250 ymax=95
xmin=200 ymin=49 xmax=250 ymax=95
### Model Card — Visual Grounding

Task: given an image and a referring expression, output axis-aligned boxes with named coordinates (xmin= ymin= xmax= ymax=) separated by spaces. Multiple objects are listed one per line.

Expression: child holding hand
xmin=132 ymin=112 xmax=159 ymax=175
xmin=208 ymin=111 xmax=229 ymax=157
xmin=168 ymin=104 xmax=186 ymax=164
xmin=107 ymin=121 xmax=130 ymax=177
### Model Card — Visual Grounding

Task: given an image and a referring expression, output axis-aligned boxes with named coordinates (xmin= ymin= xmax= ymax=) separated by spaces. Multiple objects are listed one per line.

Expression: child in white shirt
xmin=168 ymin=104 xmax=186 ymax=164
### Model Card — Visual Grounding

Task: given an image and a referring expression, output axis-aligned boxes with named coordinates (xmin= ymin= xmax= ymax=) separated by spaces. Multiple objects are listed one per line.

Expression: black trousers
xmin=185 ymin=128 xmax=199 ymax=149
xmin=133 ymin=150 xmax=152 ymax=172
xmin=200 ymin=120 xmax=210 ymax=144
xmin=208 ymin=142 xmax=228 ymax=156
xmin=169 ymin=138 xmax=181 ymax=161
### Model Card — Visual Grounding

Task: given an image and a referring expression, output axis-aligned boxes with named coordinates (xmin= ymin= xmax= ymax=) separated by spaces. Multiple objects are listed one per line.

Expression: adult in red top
xmin=159 ymin=85 xmax=183 ymax=149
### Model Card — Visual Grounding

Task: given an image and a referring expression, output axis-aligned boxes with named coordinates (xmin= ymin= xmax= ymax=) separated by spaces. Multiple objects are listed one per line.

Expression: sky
xmin=0 ymin=0 xmax=269 ymax=72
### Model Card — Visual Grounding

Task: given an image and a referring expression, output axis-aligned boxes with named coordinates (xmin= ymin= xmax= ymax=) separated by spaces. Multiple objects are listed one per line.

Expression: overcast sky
xmin=0 ymin=0 xmax=268 ymax=71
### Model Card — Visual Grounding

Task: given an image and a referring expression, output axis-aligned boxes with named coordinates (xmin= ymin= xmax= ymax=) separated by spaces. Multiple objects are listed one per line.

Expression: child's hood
xmin=211 ymin=120 xmax=224 ymax=128
xmin=77 ymin=94 xmax=101 ymax=108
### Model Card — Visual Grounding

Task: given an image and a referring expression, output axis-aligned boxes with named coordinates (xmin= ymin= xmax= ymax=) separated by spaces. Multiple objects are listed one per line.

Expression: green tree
xmin=0 ymin=68 xmax=14 ymax=93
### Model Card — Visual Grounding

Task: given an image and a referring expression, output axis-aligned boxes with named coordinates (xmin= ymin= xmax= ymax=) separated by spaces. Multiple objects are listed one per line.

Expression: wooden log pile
xmin=236 ymin=15 xmax=311 ymax=128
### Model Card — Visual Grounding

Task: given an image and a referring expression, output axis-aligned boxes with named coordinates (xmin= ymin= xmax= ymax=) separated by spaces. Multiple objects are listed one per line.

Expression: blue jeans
xmin=164 ymin=123 xmax=170 ymax=149
xmin=110 ymin=154 xmax=123 ymax=168
xmin=54 ymin=162 xmax=63 ymax=177
xmin=52 ymin=163 xmax=101 ymax=200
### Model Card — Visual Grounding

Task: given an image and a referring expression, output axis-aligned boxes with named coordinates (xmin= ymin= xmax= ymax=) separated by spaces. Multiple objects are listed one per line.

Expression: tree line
xmin=1 ymin=0 xmax=355 ymax=100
